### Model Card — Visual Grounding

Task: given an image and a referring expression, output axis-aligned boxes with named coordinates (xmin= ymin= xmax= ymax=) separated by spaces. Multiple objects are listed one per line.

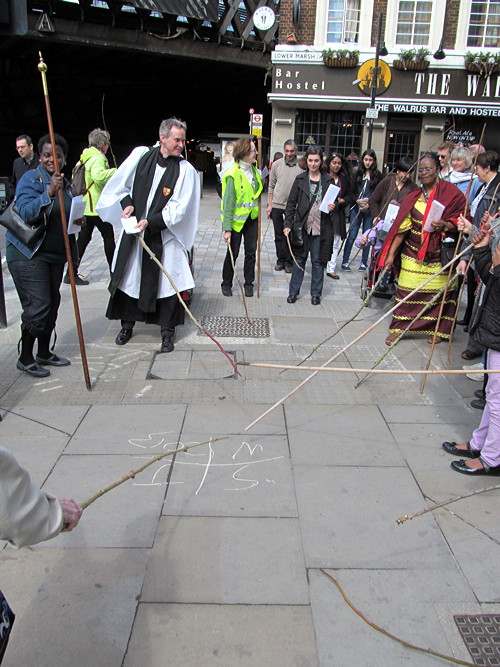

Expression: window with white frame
xmin=467 ymin=1 xmax=500 ymax=48
xmin=395 ymin=1 xmax=433 ymax=45
xmin=326 ymin=0 xmax=360 ymax=44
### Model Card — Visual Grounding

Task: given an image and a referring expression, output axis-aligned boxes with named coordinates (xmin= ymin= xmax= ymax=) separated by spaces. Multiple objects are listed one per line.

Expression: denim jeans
xmin=8 ymin=260 xmax=65 ymax=337
xmin=288 ymin=234 xmax=324 ymax=297
xmin=342 ymin=206 xmax=372 ymax=266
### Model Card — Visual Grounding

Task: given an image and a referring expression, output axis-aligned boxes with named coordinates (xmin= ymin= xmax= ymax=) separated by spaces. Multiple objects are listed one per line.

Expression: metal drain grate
xmin=199 ymin=315 xmax=270 ymax=338
xmin=454 ymin=615 xmax=500 ymax=666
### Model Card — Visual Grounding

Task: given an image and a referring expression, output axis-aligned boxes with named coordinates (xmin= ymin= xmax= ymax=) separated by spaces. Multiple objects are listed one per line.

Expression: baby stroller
xmin=359 ymin=219 xmax=395 ymax=302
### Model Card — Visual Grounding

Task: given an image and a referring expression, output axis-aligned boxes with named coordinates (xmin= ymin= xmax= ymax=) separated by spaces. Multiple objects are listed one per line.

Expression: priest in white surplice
xmin=97 ymin=118 xmax=200 ymax=352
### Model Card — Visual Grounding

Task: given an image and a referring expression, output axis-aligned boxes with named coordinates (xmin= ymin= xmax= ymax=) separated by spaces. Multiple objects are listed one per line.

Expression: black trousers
xmin=222 ymin=215 xmax=258 ymax=288
xmin=270 ymin=207 xmax=292 ymax=266
xmin=76 ymin=215 xmax=116 ymax=270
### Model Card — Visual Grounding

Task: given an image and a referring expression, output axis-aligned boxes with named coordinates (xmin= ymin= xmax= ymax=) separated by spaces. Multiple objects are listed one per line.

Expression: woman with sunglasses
xmin=379 ymin=152 xmax=469 ymax=346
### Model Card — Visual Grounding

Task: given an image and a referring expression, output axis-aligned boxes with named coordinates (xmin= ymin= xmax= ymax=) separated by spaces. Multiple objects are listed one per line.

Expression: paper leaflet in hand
xmin=382 ymin=201 xmax=400 ymax=232
xmin=121 ymin=216 xmax=141 ymax=234
xmin=423 ymin=200 xmax=446 ymax=232
xmin=319 ymin=184 xmax=341 ymax=213
xmin=67 ymin=195 xmax=87 ymax=235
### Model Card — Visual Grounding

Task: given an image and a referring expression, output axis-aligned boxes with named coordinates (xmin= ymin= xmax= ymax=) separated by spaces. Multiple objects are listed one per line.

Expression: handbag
xmin=0 ymin=200 xmax=47 ymax=248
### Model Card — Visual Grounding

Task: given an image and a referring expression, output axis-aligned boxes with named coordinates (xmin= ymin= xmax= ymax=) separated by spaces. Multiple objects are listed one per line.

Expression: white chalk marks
xmin=129 ymin=432 xmax=284 ymax=494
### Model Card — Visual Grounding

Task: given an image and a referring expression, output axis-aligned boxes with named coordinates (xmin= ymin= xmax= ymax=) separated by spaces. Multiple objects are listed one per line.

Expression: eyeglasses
xmin=417 ymin=167 xmax=437 ymax=174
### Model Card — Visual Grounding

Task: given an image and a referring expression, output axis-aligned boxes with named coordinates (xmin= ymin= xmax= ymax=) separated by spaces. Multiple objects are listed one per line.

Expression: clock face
xmin=253 ymin=6 xmax=275 ymax=31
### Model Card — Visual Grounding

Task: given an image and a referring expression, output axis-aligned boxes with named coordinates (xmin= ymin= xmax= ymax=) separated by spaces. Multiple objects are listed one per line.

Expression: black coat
xmin=470 ymin=244 xmax=500 ymax=352
xmin=284 ymin=171 xmax=336 ymax=262
xmin=330 ymin=171 xmax=353 ymax=239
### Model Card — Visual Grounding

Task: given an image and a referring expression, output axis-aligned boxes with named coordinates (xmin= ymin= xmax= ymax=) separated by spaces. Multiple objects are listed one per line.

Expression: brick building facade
xmin=268 ymin=0 xmax=500 ymax=170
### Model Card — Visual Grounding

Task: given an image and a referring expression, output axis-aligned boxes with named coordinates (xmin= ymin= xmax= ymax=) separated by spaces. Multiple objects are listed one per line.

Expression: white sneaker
xmin=462 ymin=362 xmax=483 ymax=371
xmin=467 ymin=372 xmax=484 ymax=382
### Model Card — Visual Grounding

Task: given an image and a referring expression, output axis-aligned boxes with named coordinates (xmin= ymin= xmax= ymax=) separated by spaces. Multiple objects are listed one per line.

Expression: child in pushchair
xmin=356 ymin=218 xmax=395 ymax=300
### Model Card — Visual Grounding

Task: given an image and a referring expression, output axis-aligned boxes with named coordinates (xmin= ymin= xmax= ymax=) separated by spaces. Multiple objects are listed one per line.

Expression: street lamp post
xmin=366 ymin=13 xmax=383 ymax=151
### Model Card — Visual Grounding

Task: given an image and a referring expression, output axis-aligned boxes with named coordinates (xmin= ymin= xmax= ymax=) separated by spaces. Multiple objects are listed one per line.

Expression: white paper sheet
xmin=423 ymin=200 xmax=446 ymax=232
xmin=319 ymin=184 xmax=340 ymax=213
xmin=67 ymin=195 xmax=87 ymax=235
xmin=121 ymin=216 xmax=141 ymax=234
xmin=383 ymin=201 xmax=400 ymax=231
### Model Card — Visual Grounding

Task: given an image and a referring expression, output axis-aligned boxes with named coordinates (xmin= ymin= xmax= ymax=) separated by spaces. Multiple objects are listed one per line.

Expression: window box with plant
xmin=393 ymin=47 xmax=431 ymax=71
xmin=464 ymin=51 xmax=500 ymax=77
xmin=322 ymin=48 xmax=360 ymax=68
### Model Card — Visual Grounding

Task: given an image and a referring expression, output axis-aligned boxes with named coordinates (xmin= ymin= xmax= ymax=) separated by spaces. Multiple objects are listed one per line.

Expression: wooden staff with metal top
xmin=37 ymin=53 xmax=91 ymax=390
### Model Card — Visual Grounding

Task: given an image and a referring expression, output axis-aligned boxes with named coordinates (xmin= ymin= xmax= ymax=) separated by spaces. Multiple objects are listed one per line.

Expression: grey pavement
xmin=1 ymin=187 xmax=498 ymax=667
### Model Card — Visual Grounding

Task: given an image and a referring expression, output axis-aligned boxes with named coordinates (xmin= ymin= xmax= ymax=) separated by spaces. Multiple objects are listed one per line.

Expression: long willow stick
xmin=354 ymin=276 xmax=459 ymax=389
xmin=244 ymin=221 xmax=500 ymax=431
xmin=139 ymin=237 xmax=241 ymax=377
xmin=320 ymin=570 xmax=476 ymax=667
xmin=396 ymin=482 xmax=500 ymax=524
xmin=279 ymin=267 xmax=390 ymax=376
xmin=447 ymin=255 xmax=474 ymax=367
xmin=238 ymin=361 xmax=492 ymax=375
xmin=286 ymin=233 xmax=304 ymax=271
xmin=226 ymin=239 xmax=251 ymax=324
xmin=38 ymin=53 xmax=91 ymax=391
xmin=80 ymin=437 xmax=227 ymax=509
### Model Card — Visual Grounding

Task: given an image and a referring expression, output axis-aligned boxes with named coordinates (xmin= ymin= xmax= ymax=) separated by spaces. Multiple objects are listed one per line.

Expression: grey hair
xmin=159 ymin=118 xmax=187 ymax=138
xmin=450 ymin=146 xmax=473 ymax=169
xmin=283 ymin=139 xmax=297 ymax=149
xmin=88 ymin=128 xmax=111 ymax=150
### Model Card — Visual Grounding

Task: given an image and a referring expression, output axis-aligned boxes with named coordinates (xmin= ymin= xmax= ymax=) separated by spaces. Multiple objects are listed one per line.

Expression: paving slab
xmin=0 ymin=405 xmax=89 ymax=436
xmin=294 ymin=464 xmax=455 ymax=569
xmin=141 ymin=516 xmax=309 ymax=604
xmin=124 ymin=603 xmax=318 ymax=667
xmin=380 ymin=403 xmax=477 ymax=425
xmin=38 ymin=454 xmax=166 ymax=548
xmin=0 ymin=436 xmax=70 ymax=486
xmin=433 ymin=507 xmax=500 ymax=602
xmin=183 ymin=402 xmax=286 ymax=435
xmin=286 ymin=404 xmax=402 ymax=467
xmin=64 ymin=404 xmax=186 ymax=454
xmin=162 ymin=433 xmax=297 ymax=517
xmin=1 ymin=547 xmax=148 ymax=667
xmin=309 ymin=568 xmax=475 ymax=666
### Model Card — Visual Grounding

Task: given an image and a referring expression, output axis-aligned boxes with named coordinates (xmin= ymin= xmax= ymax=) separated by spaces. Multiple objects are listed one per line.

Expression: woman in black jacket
xmin=324 ymin=153 xmax=353 ymax=279
xmin=442 ymin=226 xmax=500 ymax=476
xmin=283 ymin=147 xmax=335 ymax=305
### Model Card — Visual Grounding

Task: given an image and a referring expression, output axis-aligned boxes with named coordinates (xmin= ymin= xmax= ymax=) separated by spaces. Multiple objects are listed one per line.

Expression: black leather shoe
xmin=461 ymin=349 xmax=481 ymax=361
xmin=64 ymin=273 xmax=89 ymax=286
xmin=36 ymin=353 xmax=71 ymax=367
xmin=442 ymin=441 xmax=480 ymax=458
xmin=160 ymin=335 xmax=174 ymax=353
xmin=244 ymin=285 xmax=254 ymax=297
xmin=16 ymin=360 xmax=50 ymax=377
xmin=474 ymin=389 xmax=486 ymax=399
xmin=451 ymin=458 xmax=500 ymax=475
xmin=311 ymin=296 xmax=321 ymax=305
xmin=274 ymin=263 xmax=284 ymax=271
xmin=221 ymin=286 xmax=232 ymax=297
xmin=115 ymin=328 xmax=133 ymax=345
xmin=284 ymin=264 xmax=292 ymax=274
xmin=287 ymin=294 xmax=297 ymax=303
xmin=471 ymin=398 xmax=486 ymax=410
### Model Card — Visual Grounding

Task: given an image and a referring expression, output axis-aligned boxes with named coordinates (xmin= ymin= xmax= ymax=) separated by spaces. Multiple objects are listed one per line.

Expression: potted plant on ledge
xmin=465 ymin=51 xmax=500 ymax=77
xmin=322 ymin=48 xmax=360 ymax=68
xmin=393 ymin=47 xmax=430 ymax=71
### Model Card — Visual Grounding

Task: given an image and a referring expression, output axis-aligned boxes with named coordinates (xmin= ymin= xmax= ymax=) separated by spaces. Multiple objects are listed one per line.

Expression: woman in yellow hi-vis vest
xmin=220 ymin=138 xmax=263 ymax=297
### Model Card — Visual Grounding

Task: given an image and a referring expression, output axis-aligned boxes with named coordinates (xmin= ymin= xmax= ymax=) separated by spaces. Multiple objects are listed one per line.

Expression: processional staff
xmin=37 ymin=53 xmax=91 ymax=390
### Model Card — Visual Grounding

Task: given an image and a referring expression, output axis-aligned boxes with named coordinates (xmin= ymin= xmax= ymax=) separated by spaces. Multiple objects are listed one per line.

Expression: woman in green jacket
xmin=64 ymin=128 xmax=116 ymax=285
xmin=220 ymin=138 xmax=263 ymax=297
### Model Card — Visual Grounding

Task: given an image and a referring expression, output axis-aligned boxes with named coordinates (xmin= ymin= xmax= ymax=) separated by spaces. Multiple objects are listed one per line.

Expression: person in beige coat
xmin=0 ymin=446 xmax=82 ymax=548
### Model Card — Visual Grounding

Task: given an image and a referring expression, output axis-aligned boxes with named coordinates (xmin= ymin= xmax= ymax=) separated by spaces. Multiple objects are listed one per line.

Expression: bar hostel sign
xmin=271 ymin=64 xmax=500 ymax=116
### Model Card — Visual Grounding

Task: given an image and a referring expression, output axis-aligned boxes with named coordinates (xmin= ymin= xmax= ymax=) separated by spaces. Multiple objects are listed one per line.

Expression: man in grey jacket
xmin=266 ymin=140 xmax=303 ymax=273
